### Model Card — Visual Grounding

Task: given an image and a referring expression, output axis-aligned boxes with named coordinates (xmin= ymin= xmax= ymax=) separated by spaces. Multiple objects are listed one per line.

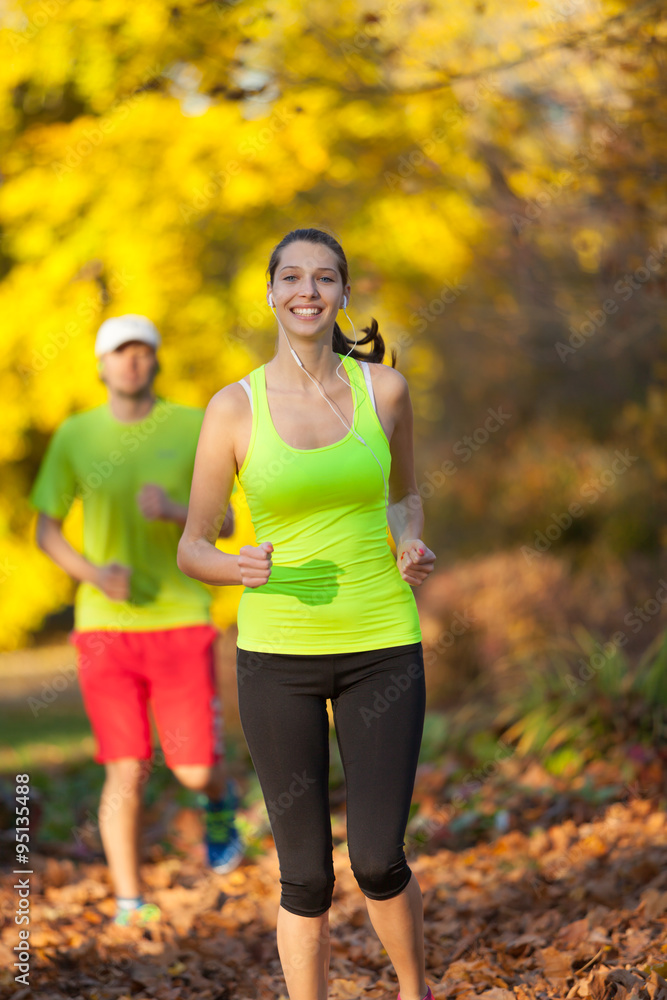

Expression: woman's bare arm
xmin=373 ymin=365 xmax=435 ymax=586
xmin=177 ymin=385 xmax=272 ymax=588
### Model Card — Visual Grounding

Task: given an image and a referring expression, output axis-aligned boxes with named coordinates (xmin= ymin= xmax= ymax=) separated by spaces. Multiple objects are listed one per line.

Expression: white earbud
xmin=343 ymin=295 xmax=348 ymax=308
xmin=268 ymin=293 xmax=275 ymax=307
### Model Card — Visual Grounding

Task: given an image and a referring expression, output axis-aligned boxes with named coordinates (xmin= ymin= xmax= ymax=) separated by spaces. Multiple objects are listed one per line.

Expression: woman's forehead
xmin=277 ymin=241 xmax=340 ymax=272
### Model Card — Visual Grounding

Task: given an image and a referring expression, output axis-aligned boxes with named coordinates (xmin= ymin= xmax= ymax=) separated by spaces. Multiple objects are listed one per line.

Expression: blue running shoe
xmin=201 ymin=781 xmax=244 ymax=874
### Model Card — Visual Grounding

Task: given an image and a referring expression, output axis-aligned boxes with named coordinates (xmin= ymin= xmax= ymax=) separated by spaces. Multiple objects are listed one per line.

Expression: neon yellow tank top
xmin=236 ymin=353 xmax=422 ymax=654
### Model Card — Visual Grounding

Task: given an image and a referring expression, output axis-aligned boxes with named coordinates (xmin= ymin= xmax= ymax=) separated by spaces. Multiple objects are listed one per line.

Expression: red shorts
xmin=70 ymin=624 xmax=223 ymax=767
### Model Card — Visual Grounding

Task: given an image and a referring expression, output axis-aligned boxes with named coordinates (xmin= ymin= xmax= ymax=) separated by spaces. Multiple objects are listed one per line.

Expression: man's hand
xmin=397 ymin=539 xmax=435 ymax=586
xmin=238 ymin=542 xmax=273 ymax=588
xmin=94 ymin=562 xmax=132 ymax=601
xmin=136 ymin=483 xmax=176 ymax=521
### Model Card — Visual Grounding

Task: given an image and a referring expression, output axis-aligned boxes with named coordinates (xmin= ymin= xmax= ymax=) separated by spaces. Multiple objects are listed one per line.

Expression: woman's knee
xmin=280 ymin=868 xmax=335 ymax=917
xmin=350 ymin=847 xmax=412 ymax=900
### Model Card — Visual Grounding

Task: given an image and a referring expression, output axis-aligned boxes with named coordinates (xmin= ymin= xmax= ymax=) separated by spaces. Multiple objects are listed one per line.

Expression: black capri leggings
xmin=236 ymin=641 xmax=425 ymax=917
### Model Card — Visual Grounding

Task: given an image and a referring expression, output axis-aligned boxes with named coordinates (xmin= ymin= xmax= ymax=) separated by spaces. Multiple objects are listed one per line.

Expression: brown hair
xmin=266 ymin=228 xmax=397 ymax=366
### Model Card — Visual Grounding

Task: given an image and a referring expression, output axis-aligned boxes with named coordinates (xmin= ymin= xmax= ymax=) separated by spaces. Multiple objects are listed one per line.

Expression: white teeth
xmin=291 ymin=308 xmax=322 ymax=315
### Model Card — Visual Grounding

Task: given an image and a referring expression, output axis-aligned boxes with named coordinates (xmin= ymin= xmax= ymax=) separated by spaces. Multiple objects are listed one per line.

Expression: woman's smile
xmin=289 ymin=305 xmax=324 ymax=320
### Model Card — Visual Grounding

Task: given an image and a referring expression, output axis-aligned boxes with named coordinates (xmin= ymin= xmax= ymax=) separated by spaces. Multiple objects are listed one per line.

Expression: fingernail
xmin=419 ymin=548 xmax=424 ymax=555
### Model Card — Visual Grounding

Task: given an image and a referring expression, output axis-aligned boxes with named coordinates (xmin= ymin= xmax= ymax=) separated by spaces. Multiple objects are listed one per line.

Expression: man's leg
xmin=148 ymin=625 xmax=243 ymax=871
xmin=71 ymin=629 xmax=156 ymax=921
xmin=99 ymin=757 xmax=146 ymax=899
xmin=171 ymin=761 xmax=226 ymax=798
xmin=148 ymin=625 xmax=225 ymax=778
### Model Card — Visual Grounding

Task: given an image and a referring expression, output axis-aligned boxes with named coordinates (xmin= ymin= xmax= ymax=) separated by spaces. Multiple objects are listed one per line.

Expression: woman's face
xmin=268 ymin=240 xmax=350 ymax=338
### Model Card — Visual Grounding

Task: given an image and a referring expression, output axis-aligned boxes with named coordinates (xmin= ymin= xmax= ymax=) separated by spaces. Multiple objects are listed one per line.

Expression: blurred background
xmin=1 ymin=0 xmax=666 ymax=853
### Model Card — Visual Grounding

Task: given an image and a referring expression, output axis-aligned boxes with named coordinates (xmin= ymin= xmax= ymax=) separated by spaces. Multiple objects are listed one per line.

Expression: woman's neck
xmin=269 ymin=338 xmax=345 ymax=388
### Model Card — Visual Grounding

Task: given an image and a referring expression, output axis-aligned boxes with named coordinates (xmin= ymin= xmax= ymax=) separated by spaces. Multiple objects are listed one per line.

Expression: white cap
xmin=94 ymin=314 xmax=161 ymax=357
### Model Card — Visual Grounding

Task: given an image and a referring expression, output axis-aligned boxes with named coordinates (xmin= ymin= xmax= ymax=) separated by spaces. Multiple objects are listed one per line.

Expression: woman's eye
xmin=282 ymin=275 xmax=335 ymax=282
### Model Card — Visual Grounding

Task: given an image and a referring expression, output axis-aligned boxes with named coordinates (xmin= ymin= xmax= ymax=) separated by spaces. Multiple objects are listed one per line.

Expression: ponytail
xmin=332 ymin=318 xmax=397 ymax=367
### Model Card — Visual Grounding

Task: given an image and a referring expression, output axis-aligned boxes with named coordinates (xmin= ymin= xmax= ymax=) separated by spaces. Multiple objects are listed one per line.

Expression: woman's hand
xmin=397 ymin=539 xmax=435 ymax=586
xmin=238 ymin=541 xmax=273 ymax=588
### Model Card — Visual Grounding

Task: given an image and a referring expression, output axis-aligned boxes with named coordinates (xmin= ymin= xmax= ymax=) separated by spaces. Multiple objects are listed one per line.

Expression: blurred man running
xmin=30 ymin=314 xmax=243 ymax=926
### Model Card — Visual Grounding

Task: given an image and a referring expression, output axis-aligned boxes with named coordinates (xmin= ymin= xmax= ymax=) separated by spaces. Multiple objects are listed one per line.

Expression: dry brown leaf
xmin=504 ymin=932 xmax=546 ymax=955
xmin=645 ymin=969 xmax=667 ymax=999
xmin=581 ymin=834 xmax=610 ymax=858
xmin=537 ymin=945 xmax=573 ymax=982
xmin=642 ymin=889 xmax=667 ymax=921
xmin=606 ymin=969 xmax=646 ymax=991
xmin=330 ymin=977 xmax=369 ymax=998
xmin=574 ymin=970 xmax=608 ymax=999
xmin=557 ymin=917 xmax=590 ymax=948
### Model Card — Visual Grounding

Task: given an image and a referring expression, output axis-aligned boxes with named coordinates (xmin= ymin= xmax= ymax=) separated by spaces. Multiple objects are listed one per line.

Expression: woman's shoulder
xmin=206 ymin=376 xmax=255 ymax=419
xmin=362 ymin=358 xmax=409 ymax=402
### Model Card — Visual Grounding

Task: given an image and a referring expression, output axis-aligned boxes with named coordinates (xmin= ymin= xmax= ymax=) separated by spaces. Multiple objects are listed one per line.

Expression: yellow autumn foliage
xmin=0 ymin=0 xmax=664 ymax=649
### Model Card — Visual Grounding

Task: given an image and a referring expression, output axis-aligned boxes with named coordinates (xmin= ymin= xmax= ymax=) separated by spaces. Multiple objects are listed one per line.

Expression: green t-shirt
xmin=30 ymin=398 xmax=212 ymax=632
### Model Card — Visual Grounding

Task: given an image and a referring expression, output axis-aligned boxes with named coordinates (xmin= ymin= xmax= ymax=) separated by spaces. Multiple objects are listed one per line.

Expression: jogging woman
xmin=178 ymin=228 xmax=435 ymax=1000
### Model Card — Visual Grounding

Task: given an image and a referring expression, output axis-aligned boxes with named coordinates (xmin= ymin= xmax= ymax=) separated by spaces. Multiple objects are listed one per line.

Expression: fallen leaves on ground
xmin=2 ymin=791 xmax=667 ymax=999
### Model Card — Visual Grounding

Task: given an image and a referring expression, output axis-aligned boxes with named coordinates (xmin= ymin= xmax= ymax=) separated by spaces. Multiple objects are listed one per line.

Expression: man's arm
xmin=35 ymin=514 xmax=131 ymax=600
xmin=136 ymin=484 xmax=234 ymax=537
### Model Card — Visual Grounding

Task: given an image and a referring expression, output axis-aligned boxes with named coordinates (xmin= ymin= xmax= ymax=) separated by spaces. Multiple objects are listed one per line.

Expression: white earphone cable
xmin=268 ymin=296 xmax=389 ymax=509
